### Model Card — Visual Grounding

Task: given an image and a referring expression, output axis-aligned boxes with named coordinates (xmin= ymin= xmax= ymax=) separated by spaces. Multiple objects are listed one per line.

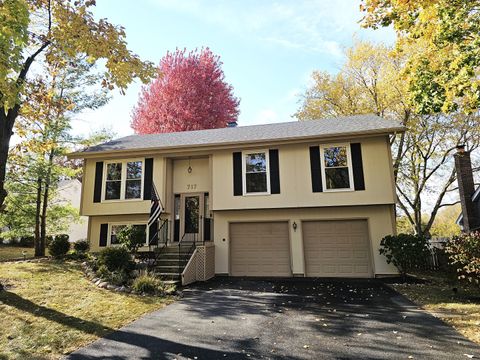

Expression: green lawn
xmin=392 ymin=271 xmax=480 ymax=344
xmin=0 ymin=260 xmax=173 ymax=359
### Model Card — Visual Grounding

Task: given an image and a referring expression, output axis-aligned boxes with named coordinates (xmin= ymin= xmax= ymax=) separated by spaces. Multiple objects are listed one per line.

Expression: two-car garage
xmin=229 ymin=220 xmax=372 ymax=278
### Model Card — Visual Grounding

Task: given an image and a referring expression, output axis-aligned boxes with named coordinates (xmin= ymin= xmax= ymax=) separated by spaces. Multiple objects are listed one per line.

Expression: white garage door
xmin=230 ymin=222 xmax=291 ymax=277
xmin=303 ymin=220 xmax=372 ymax=277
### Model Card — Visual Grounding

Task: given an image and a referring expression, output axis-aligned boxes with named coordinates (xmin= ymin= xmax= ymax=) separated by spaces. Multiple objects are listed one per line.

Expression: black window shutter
xmin=93 ymin=161 xmax=104 ymax=203
xmin=143 ymin=158 xmax=154 ymax=200
xmin=309 ymin=146 xmax=323 ymax=192
xmin=269 ymin=149 xmax=280 ymax=194
xmin=350 ymin=143 xmax=365 ymax=190
xmin=233 ymin=152 xmax=243 ymax=196
xmin=99 ymin=223 xmax=108 ymax=247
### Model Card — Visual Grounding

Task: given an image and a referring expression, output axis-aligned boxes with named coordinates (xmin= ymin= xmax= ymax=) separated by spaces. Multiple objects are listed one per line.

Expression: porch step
xmin=157 ymin=252 xmax=192 ymax=257
xmin=155 ymin=265 xmax=183 ymax=272
xmin=155 ymin=259 xmax=184 ymax=266
xmin=163 ymin=280 xmax=180 ymax=286
xmin=156 ymin=272 xmax=181 ymax=281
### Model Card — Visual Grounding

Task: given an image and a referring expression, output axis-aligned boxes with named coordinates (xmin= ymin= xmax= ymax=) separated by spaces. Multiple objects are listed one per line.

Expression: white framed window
xmin=102 ymin=159 xmax=144 ymax=201
xmin=242 ymin=150 xmax=270 ymax=195
xmin=108 ymin=222 xmax=148 ymax=246
xmin=320 ymin=144 xmax=354 ymax=191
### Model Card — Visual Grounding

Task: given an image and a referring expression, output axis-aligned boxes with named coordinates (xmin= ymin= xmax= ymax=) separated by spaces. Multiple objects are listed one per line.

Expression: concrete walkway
xmin=66 ymin=278 xmax=480 ymax=359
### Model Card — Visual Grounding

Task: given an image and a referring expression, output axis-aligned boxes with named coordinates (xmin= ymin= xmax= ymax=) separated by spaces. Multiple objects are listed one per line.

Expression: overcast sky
xmin=72 ymin=0 xmax=395 ymax=138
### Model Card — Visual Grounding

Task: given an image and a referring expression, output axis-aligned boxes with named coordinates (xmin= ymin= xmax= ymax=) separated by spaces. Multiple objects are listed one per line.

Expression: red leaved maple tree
xmin=131 ymin=48 xmax=240 ymax=134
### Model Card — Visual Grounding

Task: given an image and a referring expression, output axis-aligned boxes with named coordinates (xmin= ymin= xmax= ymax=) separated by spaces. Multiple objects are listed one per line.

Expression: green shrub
xmin=96 ymin=264 xmax=130 ymax=286
xmin=97 ymin=247 xmax=134 ymax=272
xmin=132 ymin=273 xmax=166 ymax=295
xmin=445 ymin=232 xmax=480 ymax=285
xmin=45 ymin=235 xmax=54 ymax=247
xmin=48 ymin=235 xmax=70 ymax=258
xmin=73 ymin=239 xmax=90 ymax=253
xmin=18 ymin=235 xmax=34 ymax=247
xmin=116 ymin=225 xmax=146 ymax=257
xmin=66 ymin=251 xmax=88 ymax=260
xmin=96 ymin=264 xmax=110 ymax=279
xmin=379 ymin=233 xmax=431 ymax=279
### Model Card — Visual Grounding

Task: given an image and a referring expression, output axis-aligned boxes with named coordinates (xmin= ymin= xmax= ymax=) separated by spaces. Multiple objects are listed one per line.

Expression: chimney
xmin=454 ymin=145 xmax=478 ymax=232
xmin=226 ymin=121 xmax=238 ymax=128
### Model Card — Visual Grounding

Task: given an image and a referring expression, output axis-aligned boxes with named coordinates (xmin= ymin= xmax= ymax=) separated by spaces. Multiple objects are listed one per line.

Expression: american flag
xmin=148 ymin=183 xmax=163 ymax=227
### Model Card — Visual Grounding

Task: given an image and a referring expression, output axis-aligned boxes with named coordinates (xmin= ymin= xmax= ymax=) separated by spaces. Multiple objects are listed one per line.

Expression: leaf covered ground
xmin=392 ymin=271 xmax=480 ymax=344
xmin=0 ymin=260 xmax=172 ymax=359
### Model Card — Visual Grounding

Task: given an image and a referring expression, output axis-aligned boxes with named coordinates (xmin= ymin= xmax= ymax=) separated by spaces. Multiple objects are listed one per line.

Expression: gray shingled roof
xmin=76 ymin=114 xmax=404 ymax=156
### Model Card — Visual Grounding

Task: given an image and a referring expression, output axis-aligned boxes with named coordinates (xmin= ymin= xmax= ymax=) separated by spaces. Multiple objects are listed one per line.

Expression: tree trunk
xmin=34 ymin=177 xmax=44 ymax=257
xmin=40 ymin=149 xmax=55 ymax=254
xmin=0 ymin=39 xmax=51 ymax=211
xmin=0 ymin=106 xmax=19 ymax=211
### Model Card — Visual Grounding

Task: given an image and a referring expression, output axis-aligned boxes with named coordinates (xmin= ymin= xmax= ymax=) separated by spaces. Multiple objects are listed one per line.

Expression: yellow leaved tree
xmin=0 ymin=0 xmax=155 ymax=211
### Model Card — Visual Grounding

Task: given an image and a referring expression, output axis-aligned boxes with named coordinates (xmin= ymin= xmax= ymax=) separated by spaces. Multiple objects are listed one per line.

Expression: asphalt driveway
xmin=66 ymin=278 xmax=479 ymax=360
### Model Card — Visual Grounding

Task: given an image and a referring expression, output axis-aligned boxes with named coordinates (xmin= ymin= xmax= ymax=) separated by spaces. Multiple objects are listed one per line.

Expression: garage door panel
xmin=303 ymin=220 xmax=371 ymax=278
xmin=230 ymin=222 xmax=291 ymax=277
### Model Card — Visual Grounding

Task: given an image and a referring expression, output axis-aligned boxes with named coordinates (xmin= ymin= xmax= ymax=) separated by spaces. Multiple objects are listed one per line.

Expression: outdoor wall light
xmin=187 ymin=157 xmax=192 ymax=173
xmin=292 ymin=221 xmax=297 ymax=231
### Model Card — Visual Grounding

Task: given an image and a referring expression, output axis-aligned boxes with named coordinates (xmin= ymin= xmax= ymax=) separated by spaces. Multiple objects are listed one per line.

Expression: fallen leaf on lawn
xmin=393 ymin=331 xmax=398 ymax=334
xmin=303 ymin=345 xmax=309 ymax=349
xmin=463 ymin=355 xmax=474 ymax=359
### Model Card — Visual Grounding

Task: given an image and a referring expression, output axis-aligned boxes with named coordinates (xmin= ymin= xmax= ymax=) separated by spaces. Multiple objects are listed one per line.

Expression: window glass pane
xmin=132 ymin=225 xmax=147 ymax=243
xmin=107 ymin=163 xmax=122 ymax=180
xmin=184 ymin=196 xmax=199 ymax=233
xmin=106 ymin=181 xmax=121 ymax=200
xmin=127 ymin=161 xmax=142 ymax=179
xmin=111 ymin=224 xmax=146 ymax=245
xmin=325 ymin=168 xmax=350 ymax=189
xmin=245 ymin=153 xmax=266 ymax=173
xmin=174 ymin=196 xmax=180 ymax=220
xmin=324 ymin=147 xmax=348 ymax=167
xmin=125 ymin=180 xmax=141 ymax=199
xmin=246 ymin=172 xmax=268 ymax=193
xmin=204 ymin=194 xmax=210 ymax=218
xmin=111 ymin=225 xmax=126 ymax=244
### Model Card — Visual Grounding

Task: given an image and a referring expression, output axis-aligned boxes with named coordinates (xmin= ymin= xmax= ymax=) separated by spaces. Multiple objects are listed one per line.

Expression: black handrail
xmin=178 ymin=232 xmax=197 ymax=275
xmin=146 ymin=219 xmax=169 ymax=269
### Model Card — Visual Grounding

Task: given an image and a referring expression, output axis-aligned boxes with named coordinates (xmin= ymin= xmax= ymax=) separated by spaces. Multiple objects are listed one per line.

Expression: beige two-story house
xmin=70 ymin=114 xmax=404 ymax=282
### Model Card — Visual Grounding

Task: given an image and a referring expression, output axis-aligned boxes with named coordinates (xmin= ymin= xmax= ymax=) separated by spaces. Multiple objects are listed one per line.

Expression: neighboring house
xmin=57 ymin=179 xmax=88 ymax=242
xmin=455 ymin=145 xmax=480 ymax=232
xmin=0 ymin=179 xmax=87 ymax=243
xmin=69 ymin=114 xmax=404 ymax=281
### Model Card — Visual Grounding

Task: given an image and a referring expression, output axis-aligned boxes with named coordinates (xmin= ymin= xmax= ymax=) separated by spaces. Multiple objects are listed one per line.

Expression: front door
xmin=179 ymin=193 xmax=204 ymax=242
